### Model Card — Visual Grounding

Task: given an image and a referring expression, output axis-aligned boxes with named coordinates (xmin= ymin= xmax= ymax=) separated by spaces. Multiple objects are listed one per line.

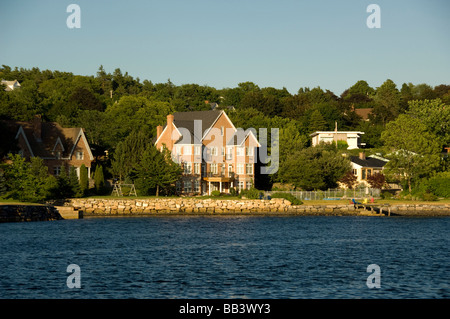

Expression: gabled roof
xmin=1 ymin=119 xmax=93 ymax=160
xmin=171 ymin=110 xmax=223 ymax=144
xmin=350 ymin=156 xmax=388 ymax=168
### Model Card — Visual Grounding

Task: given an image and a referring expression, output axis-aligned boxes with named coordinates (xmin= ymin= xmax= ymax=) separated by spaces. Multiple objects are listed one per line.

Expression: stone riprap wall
xmin=67 ymin=198 xmax=450 ymax=217
xmin=0 ymin=205 xmax=63 ymax=222
xmin=68 ymin=198 xmax=363 ymax=216
xmin=389 ymin=204 xmax=450 ymax=216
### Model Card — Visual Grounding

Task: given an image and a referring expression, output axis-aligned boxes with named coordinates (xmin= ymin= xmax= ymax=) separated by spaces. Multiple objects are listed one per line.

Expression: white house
xmin=1 ymin=79 xmax=21 ymax=91
xmin=310 ymin=130 xmax=365 ymax=149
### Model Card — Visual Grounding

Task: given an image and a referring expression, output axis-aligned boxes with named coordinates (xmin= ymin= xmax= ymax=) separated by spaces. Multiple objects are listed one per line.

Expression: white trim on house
xmin=69 ymin=129 xmax=94 ymax=161
xmin=15 ymin=126 xmax=35 ymax=157
xmin=154 ymin=121 xmax=182 ymax=146
xmin=52 ymin=136 xmax=65 ymax=152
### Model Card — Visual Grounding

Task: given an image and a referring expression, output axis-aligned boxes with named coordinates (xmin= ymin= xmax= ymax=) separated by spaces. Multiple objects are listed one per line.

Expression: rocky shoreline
xmin=66 ymin=198 xmax=450 ymax=217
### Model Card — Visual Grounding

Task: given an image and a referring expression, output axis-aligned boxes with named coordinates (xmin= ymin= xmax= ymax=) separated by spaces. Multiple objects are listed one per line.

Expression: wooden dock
xmin=353 ymin=203 xmax=391 ymax=216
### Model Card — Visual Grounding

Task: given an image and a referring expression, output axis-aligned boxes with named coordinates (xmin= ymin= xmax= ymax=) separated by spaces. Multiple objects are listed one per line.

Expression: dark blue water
xmin=0 ymin=216 xmax=449 ymax=299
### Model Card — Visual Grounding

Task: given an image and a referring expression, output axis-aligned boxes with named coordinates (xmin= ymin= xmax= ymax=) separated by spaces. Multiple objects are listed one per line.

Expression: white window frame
xmin=194 ymin=163 xmax=201 ymax=174
xmin=184 ymin=162 xmax=192 ymax=174
xmin=76 ymin=151 xmax=84 ymax=160
xmin=211 ymin=163 xmax=218 ymax=174
xmin=237 ymin=164 xmax=244 ymax=175
xmin=246 ymin=163 xmax=253 ymax=175
xmin=194 ymin=145 xmax=201 ymax=156
xmin=184 ymin=145 xmax=192 ymax=155
xmin=237 ymin=147 xmax=245 ymax=156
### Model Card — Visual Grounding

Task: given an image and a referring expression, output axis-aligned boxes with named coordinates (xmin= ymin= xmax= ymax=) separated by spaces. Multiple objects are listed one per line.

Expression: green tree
xmin=134 ymin=145 xmax=182 ymax=196
xmin=308 ymin=109 xmax=328 ymax=133
xmin=381 ymin=114 xmax=441 ymax=192
xmin=94 ymin=165 xmax=105 ymax=194
xmin=372 ymin=79 xmax=402 ymax=125
xmin=278 ymin=144 xmax=352 ymax=190
xmin=4 ymin=154 xmax=57 ymax=202
xmin=79 ymin=164 xmax=89 ymax=195
xmin=407 ymin=98 xmax=450 ymax=147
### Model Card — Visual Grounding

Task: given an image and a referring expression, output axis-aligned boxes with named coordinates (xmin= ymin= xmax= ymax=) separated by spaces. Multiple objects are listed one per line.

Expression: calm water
xmin=0 ymin=216 xmax=449 ymax=299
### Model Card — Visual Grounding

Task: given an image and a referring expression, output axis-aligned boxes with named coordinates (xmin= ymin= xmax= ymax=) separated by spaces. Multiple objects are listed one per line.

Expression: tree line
xmin=0 ymin=65 xmax=449 ymax=200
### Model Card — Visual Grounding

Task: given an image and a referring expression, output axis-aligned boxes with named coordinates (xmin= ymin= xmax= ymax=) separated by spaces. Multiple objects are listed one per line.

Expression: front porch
xmin=203 ymin=176 xmax=234 ymax=195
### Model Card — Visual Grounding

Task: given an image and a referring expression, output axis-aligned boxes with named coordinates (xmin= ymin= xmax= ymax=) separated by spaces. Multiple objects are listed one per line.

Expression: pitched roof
xmin=1 ymin=118 xmax=89 ymax=159
xmin=350 ymin=155 xmax=387 ymax=168
xmin=354 ymin=108 xmax=373 ymax=120
xmin=172 ymin=110 xmax=222 ymax=144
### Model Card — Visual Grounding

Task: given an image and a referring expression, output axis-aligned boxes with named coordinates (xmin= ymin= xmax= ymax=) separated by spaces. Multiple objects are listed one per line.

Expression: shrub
xmin=229 ymin=187 xmax=236 ymax=196
xmin=426 ymin=173 xmax=450 ymax=198
xmin=420 ymin=192 xmax=438 ymax=201
xmin=270 ymin=192 xmax=303 ymax=205
xmin=239 ymin=187 xmax=261 ymax=199
xmin=211 ymin=190 xmax=221 ymax=197
xmin=380 ymin=191 xmax=393 ymax=199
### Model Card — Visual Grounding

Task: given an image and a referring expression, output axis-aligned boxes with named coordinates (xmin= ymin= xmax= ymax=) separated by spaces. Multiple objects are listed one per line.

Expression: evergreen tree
xmin=94 ymin=165 xmax=105 ymax=194
xmin=79 ymin=164 xmax=89 ymax=196
xmin=308 ymin=109 xmax=328 ymax=133
xmin=69 ymin=166 xmax=82 ymax=197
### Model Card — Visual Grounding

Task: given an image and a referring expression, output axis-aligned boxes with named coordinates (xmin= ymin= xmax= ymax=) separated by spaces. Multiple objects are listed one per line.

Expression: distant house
xmin=354 ymin=108 xmax=373 ymax=121
xmin=350 ymin=152 xmax=388 ymax=186
xmin=310 ymin=126 xmax=365 ymax=150
xmin=1 ymin=115 xmax=94 ymax=178
xmin=155 ymin=110 xmax=260 ymax=195
xmin=1 ymin=79 xmax=21 ymax=91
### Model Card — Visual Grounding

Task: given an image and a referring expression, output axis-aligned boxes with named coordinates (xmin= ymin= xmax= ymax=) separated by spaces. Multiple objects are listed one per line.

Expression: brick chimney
xmin=32 ymin=115 xmax=42 ymax=142
xmin=156 ymin=125 xmax=163 ymax=139
xmin=359 ymin=152 xmax=366 ymax=160
xmin=167 ymin=114 xmax=175 ymax=149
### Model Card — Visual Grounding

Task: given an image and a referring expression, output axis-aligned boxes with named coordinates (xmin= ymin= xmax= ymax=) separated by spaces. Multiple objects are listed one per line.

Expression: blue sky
xmin=1 ymin=0 xmax=449 ymax=95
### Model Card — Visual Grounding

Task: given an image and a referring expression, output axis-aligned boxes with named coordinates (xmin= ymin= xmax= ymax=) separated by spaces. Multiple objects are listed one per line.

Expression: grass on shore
xmin=1 ymin=196 xmax=449 ymax=206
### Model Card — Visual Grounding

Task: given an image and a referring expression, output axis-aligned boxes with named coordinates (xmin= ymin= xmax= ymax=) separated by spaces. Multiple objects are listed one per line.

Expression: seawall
xmin=0 ymin=204 xmax=63 ymax=222
xmin=67 ymin=198 xmax=450 ymax=217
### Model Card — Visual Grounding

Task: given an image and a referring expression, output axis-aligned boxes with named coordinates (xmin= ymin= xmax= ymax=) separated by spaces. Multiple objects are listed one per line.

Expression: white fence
xmin=264 ymin=188 xmax=381 ymax=200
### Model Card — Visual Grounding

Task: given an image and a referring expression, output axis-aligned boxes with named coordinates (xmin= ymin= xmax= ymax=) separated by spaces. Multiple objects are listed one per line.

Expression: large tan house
xmin=2 ymin=115 xmax=94 ymax=178
xmin=155 ymin=110 xmax=260 ymax=195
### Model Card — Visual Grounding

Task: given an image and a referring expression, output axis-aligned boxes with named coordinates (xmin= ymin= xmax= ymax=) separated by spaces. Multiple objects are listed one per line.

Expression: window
xmin=184 ymin=162 xmax=192 ymax=174
xmin=211 ymin=146 xmax=218 ymax=156
xmin=176 ymin=181 xmax=182 ymax=192
xmin=228 ymin=164 xmax=233 ymax=176
xmin=194 ymin=163 xmax=201 ymax=174
xmin=194 ymin=180 xmax=200 ymax=193
xmin=184 ymin=181 xmax=192 ymax=193
xmin=237 ymin=164 xmax=244 ymax=175
xmin=184 ymin=145 xmax=192 ymax=155
xmin=246 ymin=164 xmax=253 ymax=175
xmin=221 ymin=164 xmax=225 ymax=175
xmin=237 ymin=147 xmax=245 ymax=156
xmin=352 ymin=169 xmax=358 ymax=176
xmin=76 ymin=151 xmax=83 ymax=160
xmin=55 ymin=151 xmax=61 ymax=159
xmin=194 ymin=145 xmax=201 ymax=155
xmin=221 ymin=147 xmax=225 ymax=156
xmin=238 ymin=181 xmax=245 ymax=191
xmin=362 ymin=168 xmax=372 ymax=180
xmin=245 ymin=147 xmax=253 ymax=156
xmin=53 ymin=166 xmax=61 ymax=176
xmin=211 ymin=163 xmax=218 ymax=174
xmin=226 ymin=147 xmax=233 ymax=160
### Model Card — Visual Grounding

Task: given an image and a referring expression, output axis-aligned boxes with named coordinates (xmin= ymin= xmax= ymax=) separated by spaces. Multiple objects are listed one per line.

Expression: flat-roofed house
xmin=155 ymin=110 xmax=260 ymax=195
xmin=310 ymin=129 xmax=365 ymax=149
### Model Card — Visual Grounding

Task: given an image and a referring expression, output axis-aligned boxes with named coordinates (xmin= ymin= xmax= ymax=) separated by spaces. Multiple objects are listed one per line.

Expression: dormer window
xmin=76 ymin=151 xmax=84 ymax=160
xmin=55 ymin=151 xmax=61 ymax=159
